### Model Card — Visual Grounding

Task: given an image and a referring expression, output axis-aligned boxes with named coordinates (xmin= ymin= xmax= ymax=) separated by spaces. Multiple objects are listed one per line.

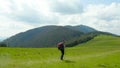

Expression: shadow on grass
xmin=63 ymin=59 xmax=76 ymax=63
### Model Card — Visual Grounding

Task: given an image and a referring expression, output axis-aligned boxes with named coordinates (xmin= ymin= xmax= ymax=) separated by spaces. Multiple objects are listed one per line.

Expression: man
xmin=57 ymin=41 xmax=65 ymax=60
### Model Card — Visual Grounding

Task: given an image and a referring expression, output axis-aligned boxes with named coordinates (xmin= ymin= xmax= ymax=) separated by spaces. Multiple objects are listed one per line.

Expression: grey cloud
xmin=13 ymin=6 xmax=41 ymax=23
xmin=49 ymin=0 xmax=120 ymax=15
xmin=80 ymin=0 xmax=120 ymax=6
xmin=50 ymin=0 xmax=83 ymax=14
xmin=3 ymin=2 xmax=59 ymax=25
xmin=97 ymin=12 xmax=120 ymax=21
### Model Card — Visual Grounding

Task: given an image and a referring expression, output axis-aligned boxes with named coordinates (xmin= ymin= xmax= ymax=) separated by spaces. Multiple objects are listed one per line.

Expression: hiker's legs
xmin=60 ymin=49 xmax=64 ymax=60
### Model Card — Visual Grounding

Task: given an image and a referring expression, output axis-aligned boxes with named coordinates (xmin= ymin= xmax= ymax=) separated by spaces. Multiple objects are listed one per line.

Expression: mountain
xmin=4 ymin=25 xmax=84 ymax=47
xmin=4 ymin=25 xmax=115 ymax=48
xmin=66 ymin=25 xmax=97 ymax=33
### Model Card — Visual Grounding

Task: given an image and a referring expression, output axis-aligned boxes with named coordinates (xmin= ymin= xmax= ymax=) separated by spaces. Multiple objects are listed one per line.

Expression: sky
xmin=0 ymin=0 xmax=120 ymax=40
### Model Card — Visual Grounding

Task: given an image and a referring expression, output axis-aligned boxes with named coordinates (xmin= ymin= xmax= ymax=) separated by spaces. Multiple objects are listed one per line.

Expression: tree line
xmin=0 ymin=42 xmax=7 ymax=47
xmin=65 ymin=32 xmax=98 ymax=47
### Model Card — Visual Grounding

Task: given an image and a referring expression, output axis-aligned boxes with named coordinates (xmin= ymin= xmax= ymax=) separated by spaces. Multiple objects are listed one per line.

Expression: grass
xmin=0 ymin=35 xmax=120 ymax=68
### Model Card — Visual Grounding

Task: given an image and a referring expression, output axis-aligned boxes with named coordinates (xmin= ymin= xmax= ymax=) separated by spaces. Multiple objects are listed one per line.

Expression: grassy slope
xmin=0 ymin=35 xmax=120 ymax=68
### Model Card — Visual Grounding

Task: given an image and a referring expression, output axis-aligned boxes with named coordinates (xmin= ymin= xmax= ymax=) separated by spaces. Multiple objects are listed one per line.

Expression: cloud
xmin=85 ymin=3 xmax=120 ymax=21
xmin=10 ymin=6 xmax=42 ymax=23
xmin=80 ymin=3 xmax=120 ymax=35
xmin=0 ymin=0 xmax=59 ymax=25
xmin=0 ymin=16 xmax=34 ymax=38
xmin=56 ymin=2 xmax=120 ymax=35
xmin=80 ymin=0 xmax=120 ymax=6
xmin=49 ymin=0 xmax=120 ymax=14
xmin=49 ymin=0 xmax=83 ymax=14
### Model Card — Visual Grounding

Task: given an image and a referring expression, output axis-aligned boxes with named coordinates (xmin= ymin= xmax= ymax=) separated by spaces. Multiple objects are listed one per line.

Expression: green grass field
xmin=0 ymin=35 xmax=120 ymax=68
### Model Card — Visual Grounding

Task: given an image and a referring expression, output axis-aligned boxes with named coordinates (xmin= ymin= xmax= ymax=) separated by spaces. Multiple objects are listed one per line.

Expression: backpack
xmin=57 ymin=42 xmax=64 ymax=50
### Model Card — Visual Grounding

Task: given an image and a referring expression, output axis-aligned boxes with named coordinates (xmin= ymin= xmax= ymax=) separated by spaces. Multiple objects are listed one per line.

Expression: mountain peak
xmin=65 ymin=25 xmax=97 ymax=33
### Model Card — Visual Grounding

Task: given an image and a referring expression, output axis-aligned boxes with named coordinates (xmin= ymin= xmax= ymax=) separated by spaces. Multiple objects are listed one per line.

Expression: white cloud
xmin=81 ymin=3 xmax=120 ymax=35
xmin=0 ymin=16 xmax=34 ymax=38
xmin=0 ymin=0 xmax=12 ymax=14
xmin=56 ymin=3 xmax=120 ymax=35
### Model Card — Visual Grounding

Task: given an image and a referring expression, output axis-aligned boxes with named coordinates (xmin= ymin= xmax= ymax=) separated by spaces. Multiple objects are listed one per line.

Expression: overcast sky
xmin=0 ymin=0 xmax=120 ymax=40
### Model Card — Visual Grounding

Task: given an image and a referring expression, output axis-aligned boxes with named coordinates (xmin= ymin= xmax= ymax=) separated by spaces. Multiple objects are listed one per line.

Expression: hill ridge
xmin=3 ymin=25 xmax=115 ymax=47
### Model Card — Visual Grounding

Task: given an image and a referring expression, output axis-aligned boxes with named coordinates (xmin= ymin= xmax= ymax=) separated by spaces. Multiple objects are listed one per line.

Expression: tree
xmin=0 ymin=42 xmax=7 ymax=47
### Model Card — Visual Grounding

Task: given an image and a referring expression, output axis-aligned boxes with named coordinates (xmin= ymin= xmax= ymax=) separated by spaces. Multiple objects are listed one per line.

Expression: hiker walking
xmin=57 ymin=41 xmax=65 ymax=60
